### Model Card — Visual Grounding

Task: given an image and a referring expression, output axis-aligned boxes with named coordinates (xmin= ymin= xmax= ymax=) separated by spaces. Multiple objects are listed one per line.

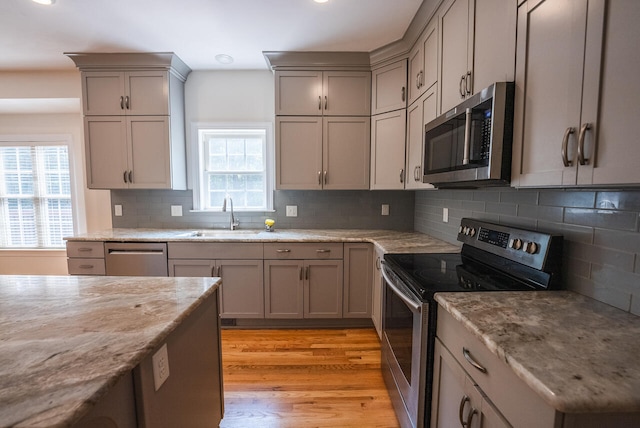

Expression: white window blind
xmin=196 ymin=126 xmax=273 ymax=211
xmin=0 ymin=143 xmax=73 ymax=248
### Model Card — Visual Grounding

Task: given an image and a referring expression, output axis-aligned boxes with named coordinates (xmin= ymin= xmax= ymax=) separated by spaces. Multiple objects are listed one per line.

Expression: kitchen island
xmin=0 ymin=275 xmax=223 ymax=428
xmin=433 ymin=291 xmax=640 ymax=427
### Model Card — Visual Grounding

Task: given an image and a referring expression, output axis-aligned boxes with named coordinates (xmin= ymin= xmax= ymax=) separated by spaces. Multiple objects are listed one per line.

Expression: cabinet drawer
xmin=168 ymin=242 xmax=263 ymax=260
xmin=437 ymin=308 xmax=555 ymax=428
xmin=67 ymin=258 xmax=106 ymax=275
xmin=66 ymin=241 xmax=105 ymax=258
xmin=263 ymin=243 xmax=343 ymax=259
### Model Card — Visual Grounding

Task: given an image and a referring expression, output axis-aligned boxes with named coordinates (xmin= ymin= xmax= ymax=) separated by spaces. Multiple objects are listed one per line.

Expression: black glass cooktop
xmin=383 ymin=252 xmax=538 ymax=302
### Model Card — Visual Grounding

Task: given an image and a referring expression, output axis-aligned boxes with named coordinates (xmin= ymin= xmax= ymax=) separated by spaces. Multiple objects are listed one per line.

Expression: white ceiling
xmin=0 ymin=0 xmax=423 ymax=71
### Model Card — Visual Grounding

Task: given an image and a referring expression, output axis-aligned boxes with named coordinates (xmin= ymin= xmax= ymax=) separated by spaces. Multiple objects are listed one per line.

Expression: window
xmin=0 ymin=138 xmax=74 ymax=249
xmin=194 ymin=124 xmax=273 ymax=211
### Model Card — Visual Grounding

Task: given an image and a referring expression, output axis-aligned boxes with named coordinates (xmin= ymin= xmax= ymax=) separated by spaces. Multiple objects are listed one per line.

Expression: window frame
xmin=0 ymin=134 xmax=78 ymax=249
xmin=190 ymin=122 xmax=274 ymax=212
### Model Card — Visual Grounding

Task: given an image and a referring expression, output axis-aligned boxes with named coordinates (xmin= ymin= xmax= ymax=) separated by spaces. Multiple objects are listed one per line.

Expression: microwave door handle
xmin=463 ymin=107 xmax=472 ymax=165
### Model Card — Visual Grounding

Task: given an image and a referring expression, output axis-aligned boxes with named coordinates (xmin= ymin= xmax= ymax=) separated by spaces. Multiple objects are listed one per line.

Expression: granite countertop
xmin=435 ymin=291 xmax=640 ymax=414
xmin=0 ymin=275 xmax=221 ymax=428
xmin=65 ymin=228 xmax=462 ymax=254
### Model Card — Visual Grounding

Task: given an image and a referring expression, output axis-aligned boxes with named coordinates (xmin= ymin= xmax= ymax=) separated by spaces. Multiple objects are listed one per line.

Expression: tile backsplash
xmin=414 ymin=187 xmax=640 ymax=315
xmin=111 ymin=189 xmax=415 ymax=231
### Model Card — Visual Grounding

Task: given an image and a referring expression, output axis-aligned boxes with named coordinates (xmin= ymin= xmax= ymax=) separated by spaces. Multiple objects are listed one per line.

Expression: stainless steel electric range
xmin=380 ymin=218 xmax=563 ymax=428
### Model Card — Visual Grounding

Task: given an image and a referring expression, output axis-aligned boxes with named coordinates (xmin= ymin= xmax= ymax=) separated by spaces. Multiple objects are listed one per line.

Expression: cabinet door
xmin=275 ymin=71 xmax=323 ymax=116
xmin=264 ymin=260 xmax=304 ymax=318
xmin=343 ymin=243 xmax=372 ymax=318
xmin=323 ymin=71 xmax=371 ymax=116
xmin=168 ymin=259 xmax=215 ymax=277
xmin=472 ymin=0 xmax=516 ymax=93
xmin=84 ymin=117 xmax=128 ymax=189
xmin=124 ymin=71 xmax=169 ymax=115
xmin=431 ymin=339 xmax=483 ymax=428
xmin=304 ymin=260 xmax=343 ymax=318
xmin=127 ymin=116 xmax=172 ymax=189
xmin=581 ymin=0 xmax=640 ymax=185
xmin=82 ymin=71 xmax=125 ymax=116
xmin=512 ymin=0 xmax=588 ymax=187
xmin=439 ymin=0 xmax=475 ymax=113
xmin=371 ymin=248 xmax=384 ymax=338
xmin=218 ymin=260 xmax=264 ymax=318
xmin=408 ymin=42 xmax=424 ymax=106
xmin=405 ymin=86 xmax=437 ymax=190
xmin=370 ymin=109 xmax=407 ymax=190
xmin=421 ymin=20 xmax=439 ymax=96
xmin=323 ymin=117 xmax=371 ymax=190
xmin=372 ymin=60 xmax=407 ymax=115
xmin=275 ymin=117 xmax=323 ymax=189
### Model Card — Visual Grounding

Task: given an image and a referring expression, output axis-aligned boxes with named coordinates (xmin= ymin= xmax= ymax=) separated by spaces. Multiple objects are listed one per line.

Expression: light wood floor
xmin=218 ymin=328 xmax=400 ymax=428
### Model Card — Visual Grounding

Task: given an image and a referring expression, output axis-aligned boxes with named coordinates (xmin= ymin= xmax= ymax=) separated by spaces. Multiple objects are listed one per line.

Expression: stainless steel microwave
xmin=422 ymin=82 xmax=515 ymax=187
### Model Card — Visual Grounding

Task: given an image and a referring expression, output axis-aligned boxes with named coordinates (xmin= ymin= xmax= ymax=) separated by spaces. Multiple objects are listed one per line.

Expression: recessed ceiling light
xmin=32 ymin=0 xmax=56 ymax=5
xmin=314 ymin=0 xmax=329 ymax=3
xmin=215 ymin=54 xmax=234 ymax=65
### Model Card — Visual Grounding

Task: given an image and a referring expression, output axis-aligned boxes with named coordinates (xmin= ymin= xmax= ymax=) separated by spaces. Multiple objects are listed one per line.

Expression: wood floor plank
xmin=219 ymin=328 xmax=400 ymax=428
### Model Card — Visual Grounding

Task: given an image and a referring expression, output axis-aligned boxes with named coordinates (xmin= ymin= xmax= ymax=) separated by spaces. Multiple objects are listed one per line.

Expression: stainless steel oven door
xmin=381 ymin=262 xmax=428 ymax=428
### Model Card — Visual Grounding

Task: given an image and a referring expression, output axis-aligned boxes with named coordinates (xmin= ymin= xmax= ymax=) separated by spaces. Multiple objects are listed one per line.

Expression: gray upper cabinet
xmin=370 ymin=109 xmax=407 ymax=190
xmin=81 ymin=71 xmax=169 ymax=116
xmin=437 ymin=0 xmax=516 ymax=113
xmin=371 ymin=60 xmax=407 ymax=115
xmin=68 ymin=53 xmax=190 ymax=190
xmin=275 ymin=70 xmax=371 ymax=116
xmin=405 ymin=85 xmax=437 ymax=190
xmin=408 ymin=19 xmax=438 ymax=107
xmin=512 ymin=0 xmax=640 ymax=187
xmin=274 ymin=67 xmax=371 ymax=190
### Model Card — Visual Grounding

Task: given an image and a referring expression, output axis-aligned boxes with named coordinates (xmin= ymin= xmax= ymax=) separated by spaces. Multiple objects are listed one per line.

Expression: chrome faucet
xmin=221 ymin=196 xmax=239 ymax=230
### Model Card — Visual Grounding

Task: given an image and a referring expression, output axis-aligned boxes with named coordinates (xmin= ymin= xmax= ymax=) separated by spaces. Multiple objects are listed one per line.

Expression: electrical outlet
xmin=381 ymin=204 xmax=390 ymax=216
xmin=442 ymin=207 xmax=449 ymax=223
xmin=114 ymin=205 xmax=123 ymax=217
xmin=171 ymin=205 xmax=183 ymax=217
xmin=286 ymin=205 xmax=298 ymax=217
xmin=152 ymin=343 xmax=170 ymax=391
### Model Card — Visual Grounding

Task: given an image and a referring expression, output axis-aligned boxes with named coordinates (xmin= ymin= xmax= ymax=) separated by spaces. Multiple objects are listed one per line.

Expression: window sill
xmin=189 ymin=209 xmax=276 ymax=214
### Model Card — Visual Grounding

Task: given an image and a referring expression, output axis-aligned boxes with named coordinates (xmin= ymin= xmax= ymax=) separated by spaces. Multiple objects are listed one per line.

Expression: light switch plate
xmin=171 ymin=205 xmax=183 ymax=217
xmin=286 ymin=205 xmax=298 ymax=217
xmin=114 ymin=205 xmax=123 ymax=217
xmin=381 ymin=204 xmax=390 ymax=216
xmin=442 ymin=207 xmax=449 ymax=223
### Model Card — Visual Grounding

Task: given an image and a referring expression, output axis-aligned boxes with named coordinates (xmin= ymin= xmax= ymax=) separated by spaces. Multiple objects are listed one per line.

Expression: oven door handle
xmin=381 ymin=262 xmax=422 ymax=313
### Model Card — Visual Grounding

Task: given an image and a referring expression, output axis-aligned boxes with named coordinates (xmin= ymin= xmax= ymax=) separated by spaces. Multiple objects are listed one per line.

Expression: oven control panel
xmin=457 ymin=218 xmax=562 ymax=271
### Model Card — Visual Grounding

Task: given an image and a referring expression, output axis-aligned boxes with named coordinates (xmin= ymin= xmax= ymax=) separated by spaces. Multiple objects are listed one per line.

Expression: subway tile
xmin=450 ymin=190 xmax=474 ymax=201
xmin=596 ymin=191 xmax=640 ymax=211
xmin=497 ymin=215 xmax=537 ymax=229
xmin=565 ymin=241 xmax=635 ymax=272
xmin=486 ymin=202 xmax=516 ymax=216
xmin=565 ymin=274 xmax=632 ymax=312
xmin=472 ymin=190 xmax=501 ymax=202
xmin=539 ymin=190 xmax=596 ymax=208
xmin=499 ymin=189 xmax=539 ymax=205
xmin=563 ymin=256 xmax=591 ymax=279
xmin=564 ymin=208 xmax=638 ymax=231
xmin=462 ymin=200 xmax=486 ymax=212
xmin=594 ymin=228 xmax=640 ymax=254
xmin=537 ymin=221 xmax=593 ymax=244
xmin=591 ymin=264 xmax=640 ymax=294
xmin=517 ymin=204 xmax=563 ymax=223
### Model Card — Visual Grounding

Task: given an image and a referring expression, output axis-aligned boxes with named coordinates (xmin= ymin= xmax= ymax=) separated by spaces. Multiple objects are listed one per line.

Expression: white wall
xmin=0 ymin=71 xmax=112 ymax=275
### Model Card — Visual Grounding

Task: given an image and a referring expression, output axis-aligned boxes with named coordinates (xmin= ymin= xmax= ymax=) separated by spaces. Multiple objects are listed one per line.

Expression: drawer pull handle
xmin=458 ymin=395 xmax=470 ymax=426
xmin=276 ymin=249 xmax=291 ymax=253
xmin=462 ymin=347 xmax=487 ymax=373
xmin=79 ymin=265 xmax=94 ymax=269
xmin=77 ymin=248 xmax=93 ymax=252
xmin=316 ymin=249 xmax=331 ymax=253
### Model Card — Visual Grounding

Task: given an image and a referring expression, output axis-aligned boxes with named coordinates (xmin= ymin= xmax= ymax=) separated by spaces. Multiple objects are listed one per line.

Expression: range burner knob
xmin=509 ymin=238 xmax=523 ymax=250
xmin=468 ymin=227 xmax=476 ymax=237
xmin=459 ymin=226 xmax=464 ymax=234
xmin=523 ymin=241 xmax=538 ymax=254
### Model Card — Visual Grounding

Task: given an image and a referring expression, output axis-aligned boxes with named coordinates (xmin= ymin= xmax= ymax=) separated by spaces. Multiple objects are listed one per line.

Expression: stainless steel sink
xmin=188 ymin=229 xmax=261 ymax=237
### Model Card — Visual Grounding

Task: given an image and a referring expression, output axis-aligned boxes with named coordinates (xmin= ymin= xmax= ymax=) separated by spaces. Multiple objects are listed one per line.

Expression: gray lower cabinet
xmin=343 ymin=243 xmax=373 ymax=318
xmin=66 ymin=241 xmax=106 ymax=275
xmin=264 ymin=242 xmax=344 ymax=319
xmin=167 ymin=242 xmax=264 ymax=319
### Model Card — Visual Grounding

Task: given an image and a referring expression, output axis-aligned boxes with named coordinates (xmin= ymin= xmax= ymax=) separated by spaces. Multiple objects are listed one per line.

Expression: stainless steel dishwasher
xmin=104 ymin=242 xmax=168 ymax=276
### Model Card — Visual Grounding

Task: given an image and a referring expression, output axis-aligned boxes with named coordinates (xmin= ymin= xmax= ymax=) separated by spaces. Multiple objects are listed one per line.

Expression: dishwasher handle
xmin=107 ymin=249 xmax=166 ymax=255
